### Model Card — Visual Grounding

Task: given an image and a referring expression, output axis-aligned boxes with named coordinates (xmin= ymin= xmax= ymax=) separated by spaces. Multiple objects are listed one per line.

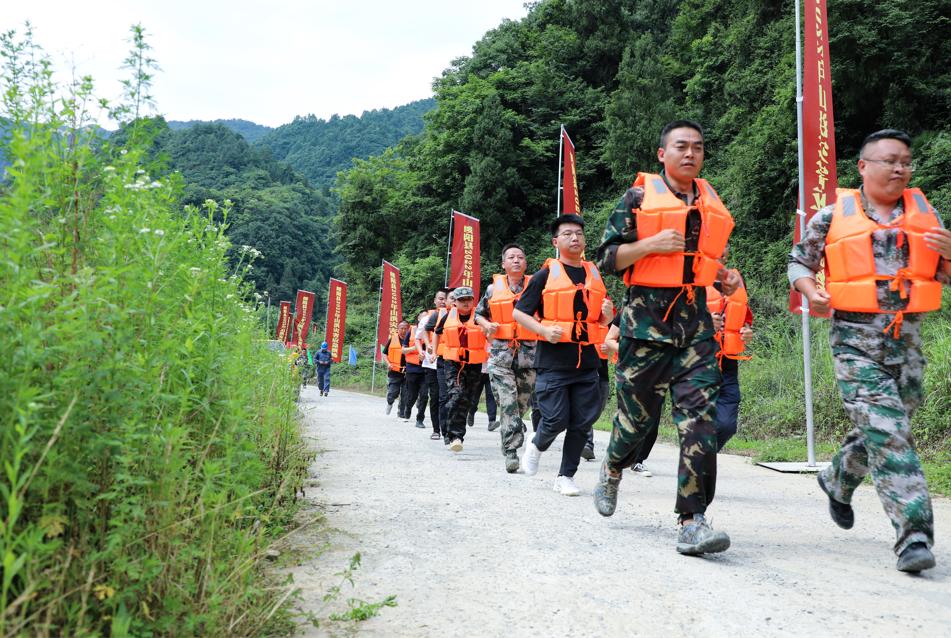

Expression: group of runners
xmin=378 ymin=121 xmax=949 ymax=572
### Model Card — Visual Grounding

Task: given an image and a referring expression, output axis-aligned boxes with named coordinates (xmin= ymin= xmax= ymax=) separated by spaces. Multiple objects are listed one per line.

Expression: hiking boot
xmin=580 ymin=446 xmax=595 ymax=461
xmin=487 ymin=420 xmax=500 ymax=432
xmin=676 ymin=514 xmax=731 ymax=555
xmin=553 ymin=475 xmax=581 ymax=497
xmin=449 ymin=438 xmax=464 ymax=453
xmin=522 ymin=442 xmax=542 ymax=476
xmin=631 ymin=462 xmax=652 ymax=477
xmin=897 ymin=543 xmax=936 ymax=573
xmin=467 ymin=413 xmax=475 ymax=428
xmin=817 ymin=473 xmax=854 ymax=530
xmin=504 ymin=450 xmax=520 ymax=474
xmin=385 ymin=402 xmax=393 ymax=415
xmin=593 ymin=462 xmax=621 ymax=517
xmin=415 ymin=421 xmax=426 ymax=429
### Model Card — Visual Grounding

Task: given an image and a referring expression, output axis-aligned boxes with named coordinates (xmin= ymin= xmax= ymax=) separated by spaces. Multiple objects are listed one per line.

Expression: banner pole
xmin=370 ymin=263 xmax=383 ymax=393
xmin=794 ymin=0 xmax=817 ymax=467
xmin=444 ymin=210 xmax=454 ymax=286
xmin=265 ymin=292 xmax=271 ymax=338
xmin=556 ymin=125 xmax=564 ymax=258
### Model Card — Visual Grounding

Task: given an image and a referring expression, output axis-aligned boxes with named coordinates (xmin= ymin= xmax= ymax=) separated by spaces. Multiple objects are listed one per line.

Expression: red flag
xmin=276 ymin=300 xmax=292 ymax=343
xmin=376 ymin=261 xmax=402 ymax=362
xmin=561 ymin=127 xmax=580 ymax=214
xmin=289 ymin=290 xmax=316 ymax=347
xmin=790 ymin=0 xmax=837 ymax=316
xmin=324 ymin=278 xmax=347 ymax=363
xmin=448 ymin=210 xmax=481 ymax=298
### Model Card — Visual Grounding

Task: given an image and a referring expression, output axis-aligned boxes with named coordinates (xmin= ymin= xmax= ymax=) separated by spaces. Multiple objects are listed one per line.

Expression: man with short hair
xmin=594 ymin=120 xmax=740 ymax=554
xmin=423 ymin=288 xmax=453 ymax=442
xmin=382 ymin=320 xmax=415 ymax=416
xmin=513 ymin=215 xmax=614 ymax=495
xmin=790 ymin=129 xmax=951 ymax=573
xmin=475 ymin=243 xmax=538 ymax=473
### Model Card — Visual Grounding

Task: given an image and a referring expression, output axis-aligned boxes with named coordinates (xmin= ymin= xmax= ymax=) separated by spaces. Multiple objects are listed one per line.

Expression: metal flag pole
xmin=794 ymin=0 xmax=818 ymax=468
xmin=759 ymin=0 xmax=823 ymax=474
xmin=555 ymin=125 xmax=564 ymax=258
xmin=444 ymin=210 xmax=454 ymax=286
xmin=265 ymin=291 xmax=271 ymax=337
xmin=370 ymin=263 xmax=384 ymax=393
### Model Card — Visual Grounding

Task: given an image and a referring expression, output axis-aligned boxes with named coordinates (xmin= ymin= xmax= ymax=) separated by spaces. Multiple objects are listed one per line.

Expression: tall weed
xmin=0 ymin=26 xmax=309 ymax=636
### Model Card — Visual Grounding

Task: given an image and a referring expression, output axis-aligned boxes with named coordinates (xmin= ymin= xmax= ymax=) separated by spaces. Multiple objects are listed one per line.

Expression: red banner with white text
xmin=276 ymin=300 xmax=292 ymax=343
xmin=289 ymin=290 xmax=316 ymax=348
xmin=376 ymin=261 xmax=402 ymax=362
xmin=448 ymin=210 xmax=481 ymax=298
xmin=790 ymin=0 xmax=837 ymax=316
xmin=324 ymin=278 xmax=347 ymax=363
xmin=561 ymin=127 xmax=580 ymax=215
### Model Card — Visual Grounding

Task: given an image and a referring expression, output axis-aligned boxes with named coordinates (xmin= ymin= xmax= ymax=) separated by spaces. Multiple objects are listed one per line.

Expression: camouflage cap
xmin=452 ymin=286 xmax=475 ymax=299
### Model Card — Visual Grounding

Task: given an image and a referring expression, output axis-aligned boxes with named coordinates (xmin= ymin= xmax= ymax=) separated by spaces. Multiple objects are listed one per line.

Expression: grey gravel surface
xmin=290 ymin=387 xmax=950 ymax=637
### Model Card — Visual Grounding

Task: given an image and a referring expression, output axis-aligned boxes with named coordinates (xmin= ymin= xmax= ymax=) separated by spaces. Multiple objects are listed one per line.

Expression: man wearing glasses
xmin=790 ymin=129 xmax=951 ymax=573
xmin=513 ymin=214 xmax=614 ymax=496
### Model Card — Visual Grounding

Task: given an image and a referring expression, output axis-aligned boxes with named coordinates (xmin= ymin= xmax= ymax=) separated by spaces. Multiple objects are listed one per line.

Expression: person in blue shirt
xmin=315 ymin=342 xmax=333 ymax=396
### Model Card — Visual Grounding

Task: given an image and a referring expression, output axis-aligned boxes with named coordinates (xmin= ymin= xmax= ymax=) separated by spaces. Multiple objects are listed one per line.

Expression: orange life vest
xmin=386 ymin=332 xmax=403 ymax=372
xmin=706 ymin=285 xmax=751 ymax=361
xmin=442 ymin=308 xmax=487 ymax=364
xmin=540 ymin=258 xmax=609 ymax=354
xmin=488 ymin=274 xmax=541 ymax=342
xmin=825 ymin=188 xmax=942 ymax=335
xmin=404 ymin=340 xmax=421 ymax=366
xmin=624 ymin=173 xmax=734 ymax=289
xmin=426 ymin=308 xmax=448 ymax=358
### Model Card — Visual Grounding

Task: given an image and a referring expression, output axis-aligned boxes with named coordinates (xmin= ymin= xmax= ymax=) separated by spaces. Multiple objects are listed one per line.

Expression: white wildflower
xmin=189 ymin=267 xmax=202 ymax=274
xmin=153 ymin=229 xmax=165 ymax=237
xmin=120 ymin=149 xmax=127 ymax=155
xmin=136 ymin=169 xmax=146 ymax=175
xmin=139 ymin=227 xmax=150 ymax=234
xmin=103 ymin=166 xmax=115 ymax=172
xmin=150 ymin=181 xmax=162 ymax=188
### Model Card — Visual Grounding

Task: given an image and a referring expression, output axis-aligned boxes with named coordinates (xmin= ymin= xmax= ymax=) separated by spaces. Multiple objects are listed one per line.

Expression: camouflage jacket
xmin=475 ymin=275 xmax=537 ymax=369
xmin=788 ymin=187 xmax=949 ymax=365
xmin=595 ymin=173 xmax=715 ymax=348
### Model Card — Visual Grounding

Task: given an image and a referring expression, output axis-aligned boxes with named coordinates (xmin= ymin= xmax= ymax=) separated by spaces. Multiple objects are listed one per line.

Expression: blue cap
xmin=321 ymin=341 xmax=328 ymax=349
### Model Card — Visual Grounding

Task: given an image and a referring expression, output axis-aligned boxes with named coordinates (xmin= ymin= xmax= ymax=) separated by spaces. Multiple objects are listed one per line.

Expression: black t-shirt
xmin=435 ymin=311 xmax=473 ymax=348
xmin=515 ymin=264 xmax=601 ymax=370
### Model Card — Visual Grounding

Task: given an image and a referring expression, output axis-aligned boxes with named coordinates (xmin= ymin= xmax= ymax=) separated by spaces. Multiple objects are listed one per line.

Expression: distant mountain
xmin=257 ymin=98 xmax=435 ymax=189
xmin=167 ymin=118 xmax=273 ymax=144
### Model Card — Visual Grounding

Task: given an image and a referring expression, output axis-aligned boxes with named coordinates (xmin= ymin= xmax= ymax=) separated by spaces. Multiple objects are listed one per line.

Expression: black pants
xmin=436 ymin=359 xmax=450 ymax=437
xmin=401 ymin=371 xmax=425 ymax=419
xmin=715 ymin=366 xmax=741 ymax=451
xmin=531 ymin=390 xmax=541 ymax=432
xmin=386 ymin=370 xmax=404 ymax=407
xmin=417 ymin=368 xmax=439 ymax=431
xmin=533 ymin=368 xmax=602 ymax=478
xmin=468 ymin=372 xmax=498 ymax=421
xmin=445 ymin=360 xmax=484 ymax=442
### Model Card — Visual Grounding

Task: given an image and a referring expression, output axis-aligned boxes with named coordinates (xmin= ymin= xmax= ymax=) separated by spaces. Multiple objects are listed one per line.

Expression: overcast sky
xmin=5 ymin=0 xmax=530 ymax=127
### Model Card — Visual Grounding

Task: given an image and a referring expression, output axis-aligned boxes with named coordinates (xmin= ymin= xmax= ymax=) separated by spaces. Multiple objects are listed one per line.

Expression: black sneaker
xmin=467 ymin=413 xmax=475 ymax=428
xmin=897 ymin=542 xmax=936 ymax=573
xmin=593 ymin=462 xmax=621 ymax=517
xmin=817 ymin=473 xmax=854 ymax=529
xmin=580 ymin=446 xmax=595 ymax=461
xmin=415 ymin=421 xmax=426 ymax=429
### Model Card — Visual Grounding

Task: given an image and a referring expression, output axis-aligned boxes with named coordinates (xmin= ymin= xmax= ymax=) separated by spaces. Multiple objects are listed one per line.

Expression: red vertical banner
xmin=289 ymin=289 xmax=316 ymax=347
xmin=275 ymin=300 xmax=292 ymax=343
xmin=561 ymin=127 xmax=580 ymax=215
xmin=448 ymin=210 xmax=481 ymax=298
xmin=376 ymin=261 xmax=402 ymax=362
xmin=790 ymin=0 xmax=837 ymax=315
xmin=324 ymin=278 xmax=347 ymax=363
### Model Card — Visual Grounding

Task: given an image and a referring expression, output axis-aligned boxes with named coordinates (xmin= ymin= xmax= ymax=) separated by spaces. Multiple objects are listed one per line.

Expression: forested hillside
xmin=113 ymin=119 xmax=339 ymax=306
xmin=258 ymin=98 xmax=435 ymax=189
xmin=336 ymin=0 xmax=950 ymax=314
xmin=167 ymin=117 xmax=273 ymax=143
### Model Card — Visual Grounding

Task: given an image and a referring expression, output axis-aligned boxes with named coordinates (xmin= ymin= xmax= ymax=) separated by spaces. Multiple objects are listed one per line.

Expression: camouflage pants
xmin=488 ymin=364 xmax=535 ymax=453
xmin=820 ymin=350 xmax=934 ymax=554
xmin=444 ymin=360 xmax=484 ymax=442
xmin=606 ymin=337 xmax=720 ymax=516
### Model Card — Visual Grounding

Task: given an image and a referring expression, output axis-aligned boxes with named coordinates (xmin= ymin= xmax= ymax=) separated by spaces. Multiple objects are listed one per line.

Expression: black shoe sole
xmin=817 ymin=473 xmax=854 ymax=530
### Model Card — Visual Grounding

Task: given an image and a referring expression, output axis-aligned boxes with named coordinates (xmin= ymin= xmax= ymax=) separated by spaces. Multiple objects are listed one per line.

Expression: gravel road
xmin=290 ymin=387 xmax=950 ymax=637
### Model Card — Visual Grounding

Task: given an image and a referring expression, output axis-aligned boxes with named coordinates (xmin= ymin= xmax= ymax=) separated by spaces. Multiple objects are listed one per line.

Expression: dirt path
xmin=290 ymin=387 xmax=951 ymax=637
